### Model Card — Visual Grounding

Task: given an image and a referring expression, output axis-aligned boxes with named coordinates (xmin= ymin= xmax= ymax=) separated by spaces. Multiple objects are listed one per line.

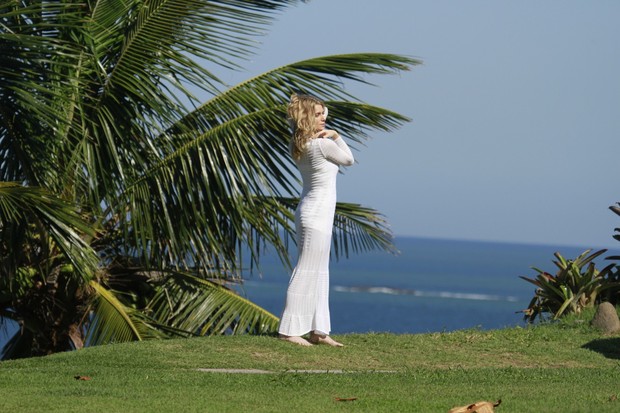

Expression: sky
xmin=219 ymin=0 xmax=620 ymax=249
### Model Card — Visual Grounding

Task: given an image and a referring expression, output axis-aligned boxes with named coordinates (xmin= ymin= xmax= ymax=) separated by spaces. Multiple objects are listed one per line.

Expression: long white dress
xmin=278 ymin=136 xmax=354 ymax=336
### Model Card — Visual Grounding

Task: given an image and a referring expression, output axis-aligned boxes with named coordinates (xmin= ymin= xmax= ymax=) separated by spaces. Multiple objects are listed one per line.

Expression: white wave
xmin=333 ymin=285 xmax=519 ymax=302
xmin=333 ymin=286 xmax=409 ymax=295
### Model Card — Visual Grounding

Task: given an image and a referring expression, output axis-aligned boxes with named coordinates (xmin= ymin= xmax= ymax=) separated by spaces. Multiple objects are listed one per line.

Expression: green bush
xmin=520 ymin=249 xmax=618 ymax=322
xmin=603 ymin=202 xmax=620 ymax=305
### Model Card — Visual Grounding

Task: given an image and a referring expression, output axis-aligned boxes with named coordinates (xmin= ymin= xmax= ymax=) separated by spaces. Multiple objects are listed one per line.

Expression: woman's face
xmin=312 ymin=104 xmax=326 ymax=132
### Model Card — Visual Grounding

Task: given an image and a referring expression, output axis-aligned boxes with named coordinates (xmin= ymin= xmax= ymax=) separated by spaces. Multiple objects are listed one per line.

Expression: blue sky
xmin=221 ymin=0 xmax=620 ymax=248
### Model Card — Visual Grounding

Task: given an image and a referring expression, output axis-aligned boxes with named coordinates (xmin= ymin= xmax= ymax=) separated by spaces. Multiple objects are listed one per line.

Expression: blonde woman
xmin=278 ymin=94 xmax=354 ymax=347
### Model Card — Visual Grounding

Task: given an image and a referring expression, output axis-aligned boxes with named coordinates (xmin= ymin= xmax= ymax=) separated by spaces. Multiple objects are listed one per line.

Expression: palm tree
xmin=0 ymin=0 xmax=420 ymax=359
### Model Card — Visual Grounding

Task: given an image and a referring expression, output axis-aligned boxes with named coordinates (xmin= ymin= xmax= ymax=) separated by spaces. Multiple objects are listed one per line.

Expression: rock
xmin=591 ymin=302 xmax=620 ymax=334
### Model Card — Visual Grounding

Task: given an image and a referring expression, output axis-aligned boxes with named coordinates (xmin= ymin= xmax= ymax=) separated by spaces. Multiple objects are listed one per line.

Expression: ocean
xmin=238 ymin=236 xmax=620 ymax=334
xmin=1 ymin=237 xmax=618 ymax=350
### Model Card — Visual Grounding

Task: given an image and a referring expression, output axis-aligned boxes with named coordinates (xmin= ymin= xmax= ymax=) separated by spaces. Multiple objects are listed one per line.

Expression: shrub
xmin=602 ymin=203 xmax=620 ymax=305
xmin=520 ymin=249 xmax=618 ymax=322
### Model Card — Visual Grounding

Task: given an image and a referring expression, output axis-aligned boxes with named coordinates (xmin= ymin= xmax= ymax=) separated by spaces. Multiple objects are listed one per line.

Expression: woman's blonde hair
xmin=287 ymin=94 xmax=325 ymax=160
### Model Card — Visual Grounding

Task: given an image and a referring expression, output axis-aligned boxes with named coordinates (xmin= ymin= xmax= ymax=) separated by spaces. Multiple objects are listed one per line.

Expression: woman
xmin=278 ymin=94 xmax=354 ymax=347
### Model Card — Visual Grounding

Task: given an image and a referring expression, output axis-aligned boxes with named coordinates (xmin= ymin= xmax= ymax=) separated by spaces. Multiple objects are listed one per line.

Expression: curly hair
xmin=287 ymin=94 xmax=325 ymax=161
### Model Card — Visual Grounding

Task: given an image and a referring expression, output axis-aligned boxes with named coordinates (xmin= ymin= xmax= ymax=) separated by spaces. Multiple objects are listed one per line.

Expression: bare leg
xmin=279 ymin=334 xmax=313 ymax=347
xmin=309 ymin=332 xmax=344 ymax=347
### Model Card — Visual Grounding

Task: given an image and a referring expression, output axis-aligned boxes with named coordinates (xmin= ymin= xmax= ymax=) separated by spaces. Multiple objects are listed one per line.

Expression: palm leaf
xmin=85 ymin=0 xmax=299 ymax=164
xmin=0 ymin=182 xmax=98 ymax=282
xmin=0 ymin=2 xmax=87 ymax=187
xmin=112 ymin=53 xmax=418 ymax=269
xmin=146 ymin=272 xmax=279 ymax=335
xmin=85 ymin=280 xmax=145 ymax=346
xmin=172 ymin=53 xmax=420 ymax=141
xmin=275 ymin=197 xmax=397 ymax=260
xmin=331 ymin=201 xmax=398 ymax=258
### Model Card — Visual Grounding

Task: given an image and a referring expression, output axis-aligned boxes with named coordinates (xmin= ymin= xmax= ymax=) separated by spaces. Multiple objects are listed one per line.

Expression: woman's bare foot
xmin=309 ymin=333 xmax=344 ymax=347
xmin=279 ymin=334 xmax=313 ymax=347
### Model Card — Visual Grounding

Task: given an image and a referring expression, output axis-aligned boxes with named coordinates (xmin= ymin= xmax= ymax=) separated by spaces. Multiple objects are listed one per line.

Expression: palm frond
xmin=173 ymin=53 xmax=420 ymax=139
xmin=85 ymin=280 xmax=145 ymax=346
xmin=146 ymin=272 xmax=279 ymax=335
xmin=111 ymin=53 xmax=417 ymax=269
xmin=0 ymin=182 xmax=98 ymax=281
xmin=114 ymin=109 xmax=296 ymax=258
xmin=0 ymin=2 xmax=88 ymax=186
xmin=72 ymin=1 xmax=298 ymax=211
xmin=92 ymin=0 xmax=299 ymax=115
xmin=276 ymin=197 xmax=398 ymax=260
xmin=332 ymin=201 xmax=399 ymax=259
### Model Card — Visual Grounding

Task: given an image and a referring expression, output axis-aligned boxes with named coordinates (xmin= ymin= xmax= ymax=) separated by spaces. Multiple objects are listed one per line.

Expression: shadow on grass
xmin=582 ymin=337 xmax=620 ymax=360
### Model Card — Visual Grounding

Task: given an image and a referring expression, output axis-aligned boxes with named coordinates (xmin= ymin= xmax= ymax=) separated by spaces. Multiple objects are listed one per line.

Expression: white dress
xmin=278 ymin=137 xmax=354 ymax=336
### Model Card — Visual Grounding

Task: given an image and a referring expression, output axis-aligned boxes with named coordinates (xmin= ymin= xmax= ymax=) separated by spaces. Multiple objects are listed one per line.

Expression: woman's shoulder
xmin=311 ymin=137 xmax=335 ymax=146
xmin=305 ymin=138 xmax=324 ymax=150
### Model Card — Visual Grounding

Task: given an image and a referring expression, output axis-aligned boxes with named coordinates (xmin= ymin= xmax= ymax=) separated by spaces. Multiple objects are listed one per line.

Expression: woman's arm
xmin=318 ymin=134 xmax=354 ymax=166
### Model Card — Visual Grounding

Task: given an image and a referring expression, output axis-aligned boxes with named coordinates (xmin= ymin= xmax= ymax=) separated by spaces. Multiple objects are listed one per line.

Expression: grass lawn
xmin=1 ymin=316 xmax=619 ymax=412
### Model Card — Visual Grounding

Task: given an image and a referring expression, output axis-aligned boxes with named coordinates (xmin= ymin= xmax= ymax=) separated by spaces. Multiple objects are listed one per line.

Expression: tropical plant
xmin=601 ymin=202 xmax=620 ymax=305
xmin=0 ymin=0 xmax=420 ymax=359
xmin=520 ymin=249 xmax=618 ymax=322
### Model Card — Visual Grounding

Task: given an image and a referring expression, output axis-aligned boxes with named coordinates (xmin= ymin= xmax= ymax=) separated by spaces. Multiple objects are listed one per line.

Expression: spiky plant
xmin=520 ymin=249 xmax=617 ymax=322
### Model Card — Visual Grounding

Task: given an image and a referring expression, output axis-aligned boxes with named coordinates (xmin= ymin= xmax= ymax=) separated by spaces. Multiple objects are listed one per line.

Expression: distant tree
xmin=0 ymin=0 xmax=419 ymax=359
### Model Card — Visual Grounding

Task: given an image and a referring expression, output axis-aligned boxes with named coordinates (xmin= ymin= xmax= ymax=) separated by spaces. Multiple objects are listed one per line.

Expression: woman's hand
xmin=313 ymin=130 xmax=340 ymax=140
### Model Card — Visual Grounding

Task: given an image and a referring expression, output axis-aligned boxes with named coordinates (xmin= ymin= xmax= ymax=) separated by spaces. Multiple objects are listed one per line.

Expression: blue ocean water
xmin=1 ymin=237 xmax=618 ymax=350
xmin=238 ymin=237 xmax=620 ymax=334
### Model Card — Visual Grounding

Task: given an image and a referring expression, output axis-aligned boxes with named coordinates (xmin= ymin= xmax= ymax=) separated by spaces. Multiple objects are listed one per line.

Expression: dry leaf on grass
xmin=449 ymin=399 xmax=501 ymax=413
xmin=334 ymin=397 xmax=357 ymax=402
xmin=74 ymin=375 xmax=92 ymax=381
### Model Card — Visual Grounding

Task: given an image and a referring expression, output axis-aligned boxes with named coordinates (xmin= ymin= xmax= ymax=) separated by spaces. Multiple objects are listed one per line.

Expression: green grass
xmin=1 ymin=316 xmax=620 ymax=412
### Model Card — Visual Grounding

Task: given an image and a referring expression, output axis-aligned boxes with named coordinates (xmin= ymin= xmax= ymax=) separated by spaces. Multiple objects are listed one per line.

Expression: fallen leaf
xmin=74 ymin=375 xmax=92 ymax=381
xmin=335 ymin=397 xmax=357 ymax=402
xmin=449 ymin=399 xmax=501 ymax=413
